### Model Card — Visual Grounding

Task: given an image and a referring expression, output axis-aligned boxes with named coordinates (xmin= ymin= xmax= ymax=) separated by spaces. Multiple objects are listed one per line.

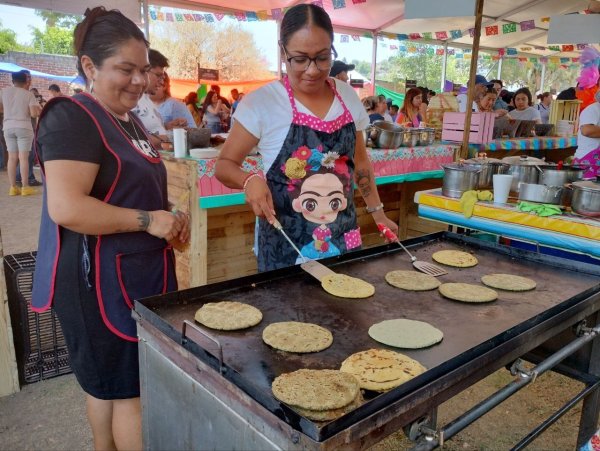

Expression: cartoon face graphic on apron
xmin=257 ymin=76 xmax=362 ymax=272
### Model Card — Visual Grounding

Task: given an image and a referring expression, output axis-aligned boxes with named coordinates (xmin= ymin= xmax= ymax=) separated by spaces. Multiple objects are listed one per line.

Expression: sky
xmin=0 ymin=4 xmax=396 ymax=72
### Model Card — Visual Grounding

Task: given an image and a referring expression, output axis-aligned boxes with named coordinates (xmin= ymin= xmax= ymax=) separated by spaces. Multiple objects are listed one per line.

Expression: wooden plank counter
xmin=462 ymin=135 xmax=578 ymax=161
xmin=163 ymin=144 xmax=458 ymax=289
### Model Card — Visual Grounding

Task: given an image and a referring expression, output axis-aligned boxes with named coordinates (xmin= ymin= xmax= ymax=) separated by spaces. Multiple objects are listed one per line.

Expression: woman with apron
xmin=575 ymin=90 xmax=600 ymax=179
xmin=216 ymin=4 xmax=397 ymax=271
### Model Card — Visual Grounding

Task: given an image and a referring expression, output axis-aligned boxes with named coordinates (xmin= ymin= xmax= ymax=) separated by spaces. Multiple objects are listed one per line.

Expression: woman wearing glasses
xmin=216 ymin=4 xmax=397 ymax=271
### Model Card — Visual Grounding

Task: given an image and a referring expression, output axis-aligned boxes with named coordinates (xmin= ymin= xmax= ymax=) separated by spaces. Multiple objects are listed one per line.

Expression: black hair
xmin=48 ymin=84 xmax=60 ymax=92
xmin=280 ymin=4 xmax=334 ymax=47
xmin=11 ymin=70 xmax=28 ymax=83
xmin=149 ymin=49 xmax=169 ymax=68
xmin=514 ymin=87 xmax=533 ymax=107
xmin=73 ymin=6 xmax=149 ymax=81
xmin=490 ymin=79 xmax=503 ymax=87
xmin=501 ymin=91 xmax=515 ymax=104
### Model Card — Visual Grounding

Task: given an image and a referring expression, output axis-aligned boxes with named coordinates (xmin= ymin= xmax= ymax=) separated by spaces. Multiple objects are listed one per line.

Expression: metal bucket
xmin=538 ymin=165 xmax=586 ymax=186
xmin=441 ymin=163 xmax=481 ymax=198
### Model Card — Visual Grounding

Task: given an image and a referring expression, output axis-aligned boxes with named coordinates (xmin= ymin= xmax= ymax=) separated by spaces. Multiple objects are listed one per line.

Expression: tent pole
xmin=540 ymin=62 xmax=546 ymax=92
xmin=441 ymin=41 xmax=449 ymax=93
xmin=497 ymin=56 xmax=503 ymax=80
xmin=370 ymin=32 xmax=378 ymax=96
xmin=142 ymin=0 xmax=150 ymax=39
xmin=277 ymin=20 xmax=282 ymax=80
xmin=459 ymin=0 xmax=485 ymax=160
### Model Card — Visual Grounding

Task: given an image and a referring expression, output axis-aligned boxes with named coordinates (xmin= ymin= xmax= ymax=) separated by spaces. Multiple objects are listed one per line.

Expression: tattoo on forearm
xmin=355 ymin=169 xmax=372 ymax=198
xmin=137 ymin=210 xmax=151 ymax=231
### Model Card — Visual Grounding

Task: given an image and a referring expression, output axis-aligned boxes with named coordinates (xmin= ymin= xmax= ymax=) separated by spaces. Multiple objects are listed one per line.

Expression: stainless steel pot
xmin=518 ymin=183 xmax=564 ymax=205
xmin=571 ymin=178 xmax=600 ymax=217
xmin=370 ymin=121 xmax=404 ymax=149
xmin=416 ymin=128 xmax=436 ymax=146
xmin=464 ymin=155 xmax=510 ymax=189
xmin=441 ymin=163 xmax=481 ymax=198
xmin=538 ymin=165 xmax=586 ymax=186
xmin=361 ymin=125 xmax=372 ymax=147
xmin=502 ymin=155 xmax=547 ymax=193
xmin=400 ymin=128 xmax=419 ymax=147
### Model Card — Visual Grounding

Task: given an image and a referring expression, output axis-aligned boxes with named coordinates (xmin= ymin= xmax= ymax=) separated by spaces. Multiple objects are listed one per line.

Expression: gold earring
xmin=89 ymin=79 xmax=94 ymax=93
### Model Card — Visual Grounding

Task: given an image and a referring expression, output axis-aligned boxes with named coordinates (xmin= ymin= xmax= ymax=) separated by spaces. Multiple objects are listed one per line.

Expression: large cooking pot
xmin=370 ymin=121 xmax=404 ymax=149
xmin=441 ymin=162 xmax=481 ymax=198
xmin=518 ymin=183 xmax=564 ymax=205
xmin=502 ymin=155 xmax=548 ymax=193
xmin=464 ymin=154 xmax=510 ymax=189
xmin=400 ymin=128 xmax=419 ymax=147
xmin=538 ymin=164 xmax=587 ymax=186
xmin=361 ymin=125 xmax=372 ymax=147
xmin=571 ymin=178 xmax=600 ymax=217
xmin=416 ymin=128 xmax=436 ymax=146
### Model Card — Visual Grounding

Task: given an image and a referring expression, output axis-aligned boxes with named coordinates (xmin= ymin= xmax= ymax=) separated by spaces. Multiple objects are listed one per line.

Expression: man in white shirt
xmin=0 ymin=70 xmax=41 ymax=195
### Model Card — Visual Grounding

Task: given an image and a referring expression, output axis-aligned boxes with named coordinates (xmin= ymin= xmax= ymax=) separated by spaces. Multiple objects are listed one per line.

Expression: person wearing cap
xmin=330 ymin=60 xmax=355 ymax=83
xmin=457 ymin=74 xmax=489 ymax=113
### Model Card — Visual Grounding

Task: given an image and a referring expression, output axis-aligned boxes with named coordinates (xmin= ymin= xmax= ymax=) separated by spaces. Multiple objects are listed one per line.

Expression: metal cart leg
xmin=577 ymin=313 xmax=600 ymax=448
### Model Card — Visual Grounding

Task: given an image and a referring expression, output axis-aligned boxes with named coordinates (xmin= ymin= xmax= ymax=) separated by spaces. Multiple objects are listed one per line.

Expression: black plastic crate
xmin=3 ymin=252 xmax=71 ymax=384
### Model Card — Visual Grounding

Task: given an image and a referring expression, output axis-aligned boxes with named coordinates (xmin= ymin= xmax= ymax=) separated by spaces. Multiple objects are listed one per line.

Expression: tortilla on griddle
xmin=292 ymin=392 xmax=363 ymax=422
xmin=272 ymin=369 xmax=359 ymax=411
xmin=385 ymin=270 xmax=441 ymax=291
xmin=432 ymin=250 xmax=478 ymax=268
xmin=262 ymin=321 xmax=333 ymax=353
xmin=340 ymin=349 xmax=426 ymax=392
xmin=439 ymin=283 xmax=498 ymax=303
xmin=368 ymin=319 xmax=443 ymax=349
xmin=481 ymin=274 xmax=537 ymax=291
xmin=321 ymin=274 xmax=375 ymax=299
xmin=194 ymin=301 xmax=262 ymax=330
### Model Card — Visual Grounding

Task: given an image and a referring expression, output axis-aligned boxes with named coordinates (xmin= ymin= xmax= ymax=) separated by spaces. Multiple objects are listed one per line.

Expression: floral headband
xmin=282 ymin=145 xmax=349 ymax=192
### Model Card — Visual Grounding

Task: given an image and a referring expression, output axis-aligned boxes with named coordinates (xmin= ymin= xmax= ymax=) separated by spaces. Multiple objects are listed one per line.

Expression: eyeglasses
xmin=281 ymin=45 xmax=337 ymax=72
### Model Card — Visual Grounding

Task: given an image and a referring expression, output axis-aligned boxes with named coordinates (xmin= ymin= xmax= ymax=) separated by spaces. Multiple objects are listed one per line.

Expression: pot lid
xmin=442 ymin=163 xmax=480 ymax=172
xmin=501 ymin=155 xmax=547 ymax=166
xmin=572 ymin=179 xmax=600 ymax=193
xmin=464 ymin=156 xmax=505 ymax=164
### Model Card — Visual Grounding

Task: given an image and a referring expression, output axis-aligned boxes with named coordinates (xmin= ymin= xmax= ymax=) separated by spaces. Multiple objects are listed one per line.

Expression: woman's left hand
xmin=173 ymin=210 xmax=191 ymax=244
xmin=372 ymin=212 xmax=399 ymax=242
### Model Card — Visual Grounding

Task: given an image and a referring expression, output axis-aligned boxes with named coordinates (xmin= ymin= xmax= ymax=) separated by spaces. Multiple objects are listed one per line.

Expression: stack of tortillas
xmin=272 ymin=369 xmax=362 ymax=421
xmin=432 ymin=250 xmax=478 ymax=268
xmin=321 ymin=274 xmax=375 ymax=299
xmin=369 ymin=319 xmax=443 ymax=348
xmin=194 ymin=301 xmax=262 ymax=330
xmin=481 ymin=274 xmax=536 ymax=291
xmin=439 ymin=283 xmax=498 ymax=303
xmin=262 ymin=321 xmax=333 ymax=353
xmin=385 ymin=270 xmax=441 ymax=291
xmin=340 ymin=349 xmax=426 ymax=392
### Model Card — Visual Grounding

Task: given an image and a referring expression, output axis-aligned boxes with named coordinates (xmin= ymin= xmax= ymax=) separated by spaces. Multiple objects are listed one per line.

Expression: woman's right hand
xmin=146 ymin=210 xmax=186 ymax=242
xmin=244 ymin=177 xmax=276 ymax=224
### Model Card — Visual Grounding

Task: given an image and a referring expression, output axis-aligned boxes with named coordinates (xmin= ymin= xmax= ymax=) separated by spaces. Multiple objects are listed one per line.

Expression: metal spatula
xmin=377 ymin=223 xmax=448 ymax=277
xmin=270 ymin=219 xmax=336 ymax=281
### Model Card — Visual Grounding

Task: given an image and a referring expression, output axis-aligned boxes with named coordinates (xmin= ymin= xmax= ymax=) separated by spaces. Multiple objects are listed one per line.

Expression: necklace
xmin=93 ymin=95 xmax=143 ymax=145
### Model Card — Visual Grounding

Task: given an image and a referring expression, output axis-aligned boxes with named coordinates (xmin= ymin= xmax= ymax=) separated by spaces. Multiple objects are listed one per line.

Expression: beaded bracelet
xmin=242 ymin=173 xmax=263 ymax=192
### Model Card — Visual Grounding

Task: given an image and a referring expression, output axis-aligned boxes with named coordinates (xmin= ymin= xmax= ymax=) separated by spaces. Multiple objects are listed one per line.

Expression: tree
xmin=150 ymin=20 xmax=273 ymax=81
xmin=35 ymin=10 xmax=80 ymax=28
xmin=31 ymin=26 xmax=74 ymax=55
xmin=0 ymin=20 xmax=20 ymax=53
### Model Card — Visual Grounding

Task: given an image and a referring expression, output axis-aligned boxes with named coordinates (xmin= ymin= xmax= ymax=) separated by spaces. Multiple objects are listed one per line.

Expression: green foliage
xmin=0 ymin=21 xmax=19 ymax=53
xmin=31 ymin=26 xmax=74 ymax=55
xmin=34 ymin=10 xmax=80 ymax=28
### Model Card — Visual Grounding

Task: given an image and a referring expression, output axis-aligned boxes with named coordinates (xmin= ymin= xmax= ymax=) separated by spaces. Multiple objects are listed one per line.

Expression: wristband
xmin=366 ymin=203 xmax=384 ymax=214
xmin=242 ymin=173 xmax=263 ymax=192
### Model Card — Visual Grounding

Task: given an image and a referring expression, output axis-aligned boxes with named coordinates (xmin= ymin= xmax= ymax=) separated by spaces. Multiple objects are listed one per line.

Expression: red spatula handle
xmin=377 ymin=223 xmax=398 ymax=242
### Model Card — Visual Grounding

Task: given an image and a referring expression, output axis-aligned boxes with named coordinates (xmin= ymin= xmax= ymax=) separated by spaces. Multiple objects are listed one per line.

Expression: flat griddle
xmin=134 ymin=232 xmax=600 ymax=441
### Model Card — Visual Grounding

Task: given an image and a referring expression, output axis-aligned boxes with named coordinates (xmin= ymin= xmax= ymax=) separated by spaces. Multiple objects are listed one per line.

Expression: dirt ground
xmin=0 ymin=168 xmax=596 ymax=450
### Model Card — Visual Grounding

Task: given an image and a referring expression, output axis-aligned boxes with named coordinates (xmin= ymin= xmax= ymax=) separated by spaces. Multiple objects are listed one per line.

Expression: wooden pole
xmin=459 ymin=0 xmax=485 ymax=160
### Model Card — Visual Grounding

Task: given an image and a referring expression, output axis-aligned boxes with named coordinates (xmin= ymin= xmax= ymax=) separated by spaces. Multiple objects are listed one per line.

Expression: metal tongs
xmin=271 ymin=219 xmax=336 ymax=281
xmin=377 ymin=223 xmax=448 ymax=277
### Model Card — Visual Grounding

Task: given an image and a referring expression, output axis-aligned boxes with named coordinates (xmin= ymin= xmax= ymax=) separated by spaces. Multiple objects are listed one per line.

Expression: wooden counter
xmin=463 ymin=135 xmax=578 ymax=161
xmin=163 ymin=144 xmax=458 ymax=289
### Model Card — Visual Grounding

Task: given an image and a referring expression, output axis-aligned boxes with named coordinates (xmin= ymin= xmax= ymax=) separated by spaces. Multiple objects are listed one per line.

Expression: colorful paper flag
xmin=409 ymin=33 xmax=421 ymax=40
xmin=550 ymin=57 xmax=560 ymax=64
xmin=450 ymin=29 xmax=462 ymax=39
xmin=497 ymin=49 xmax=505 ymax=56
xmin=150 ymin=10 xmax=157 ymax=20
xmin=502 ymin=23 xmax=517 ymax=34
xmin=390 ymin=45 xmax=398 ymax=50
xmin=562 ymin=45 xmax=574 ymax=52
xmin=165 ymin=12 xmax=174 ymax=22
xmin=541 ymin=17 xmax=550 ymax=23
xmin=492 ymin=55 xmax=501 ymax=61
xmin=271 ymin=8 xmax=283 ymax=20
xmin=435 ymin=31 xmax=448 ymax=40
xmin=256 ymin=10 xmax=269 ymax=21
xmin=205 ymin=14 xmax=216 ymax=22
xmin=464 ymin=54 xmax=472 ymax=59
xmin=174 ymin=13 xmax=184 ymax=21
xmin=407 ymin=46 xmax=417 ymax=53
xmin=518 ymin=57 xmax=527 ymax=62
xmin=399 ymin=46 xmax=407 ymax=52
xmin=351 ymin=35 xmax=361 ymax=41
xmin=157 ymin=12 xmax=164 ymax=21
xmin=418 ymin=47 xmax=426 ymax=54
xmin=463 ymin=48 xmax=471 ymax=53
xmin=520 ymin=47 xmax=532 ymax=51
xmin=485 ymin=25 xmax=499 ymax=36
xmin=183 ymin=14 xmax=194 ymax=21
xmin=193 ymin=13 xmax=203 ymax=21
xmin=340 ymin=35 xmax=350 ymax=43
xmin=447 ymin=49 xmax=455 ymax=55
xmin=572 ymin=57 xmax=580 ymax=63
xmin=529 ymin=57 xmax=537 ymax=62
xmin=422 ymin=32 xmax=433 ymax=40
xmin=506 ymin=48 xmax=517 ymax=56
xmin=520 ymin=20 xmax=535 ymax=31
xmin=548 ymin=45 xmax=560 ymax=51
xmin=455 ymin=53 xmax=463 ymax=59
xmin=560 ymin=57 xmax=570 ymax=63
xmin=397 ymin=34 xmax=409 ymax=40
xmin=426 ymin=48 xmax=434 ymax=55
xmin=540 ymin=57 xmax=548 ymax=63
xmin=436 ymin=48 xmax=445 ymax=55
xmin=332 ymin=0 xmax=346 ymax=9
xmin=577 ymin=44 xmax=588 ymax=50
xmin=246 ymin=12 xmax=258 ymax=21
xmin=468 ymin=28 xmax=476 ymax=37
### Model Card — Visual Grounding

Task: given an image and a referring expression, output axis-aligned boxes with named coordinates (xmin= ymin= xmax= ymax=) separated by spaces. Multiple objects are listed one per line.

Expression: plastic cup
xmin=493 ymin=174 xmax=513 ymax=204
xmin=173 ymin=128 xmax=187 ymax=158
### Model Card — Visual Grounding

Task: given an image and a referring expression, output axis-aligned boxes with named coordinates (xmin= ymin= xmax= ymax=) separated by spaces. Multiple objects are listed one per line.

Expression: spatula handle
xmin=377 ymin=223 xmax=417 ymax=262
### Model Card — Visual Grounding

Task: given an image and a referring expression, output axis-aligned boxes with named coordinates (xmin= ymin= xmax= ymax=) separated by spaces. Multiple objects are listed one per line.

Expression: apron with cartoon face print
xmin=257 ymin=76 xmax=362 ymax=272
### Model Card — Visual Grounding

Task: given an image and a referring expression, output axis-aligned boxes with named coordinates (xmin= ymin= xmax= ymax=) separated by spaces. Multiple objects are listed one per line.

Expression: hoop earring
xmin=88 ymin=79 xmax=94 ymax=93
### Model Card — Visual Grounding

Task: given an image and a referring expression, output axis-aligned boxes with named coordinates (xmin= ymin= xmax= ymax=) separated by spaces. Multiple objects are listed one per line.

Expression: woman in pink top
xmin=396 ymin=87 xmax=423 ymax=127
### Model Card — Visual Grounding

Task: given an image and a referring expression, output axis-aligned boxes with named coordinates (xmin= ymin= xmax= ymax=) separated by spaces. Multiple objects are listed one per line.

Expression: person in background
xmin=536 ymin=92 xmax=552 ymax=124
xmin=557 ymin=86 xmax=577 ymax=101
xmin=32 ymin=7 xmax=189 ymax=450
xmin=0 ymin=70 xmax=41 ymax=196
xmin=133 ymin=48 xmax=170 ymax=148
xmin=362 ymin=96 xmax=385 ymax=123
xmin=490 ymin=79 xmax=509 ymax=110
xmin=149 ymin=73 xmax=195 ymax=128
xmin=377 ymin=95 xmax=393 ymax=122
xmin=502 ymin=91 xmax=515 ymax=111
xmin=396 ymin=87 xmax=423 ymax=127
xmin=574 ymin=88 xmax=600 ymax=178
xmin=231 ymin=88 xmax=241 ymax=113
xmin=17 ymin=75 xmax=44 ymax=187
xmin=508 ymin=87 xmax=542 ymax=123
xmin=427 ymin=90 xmax=436 ymax=102
xmin=215 ymin=4 xmax=397 ymax=271
xmin=184 ymin=91 xmax=203 ymax=127
xmin=202 ymin=90 xmax=230 ymax=133
xmin=329 ymin=60 xmax=355 ymax=83
xmin=210 ymin=84 xmax=231 ymax=109
xmin=31 ymin=88 xmax=46 ymax=107
xmin=389 ymin=104 xmax=399 ymax=122
xmin=48 ymin=84 xmax=63 ymax=98
xmin=457 ymin=75 xmax=489 ymax=113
